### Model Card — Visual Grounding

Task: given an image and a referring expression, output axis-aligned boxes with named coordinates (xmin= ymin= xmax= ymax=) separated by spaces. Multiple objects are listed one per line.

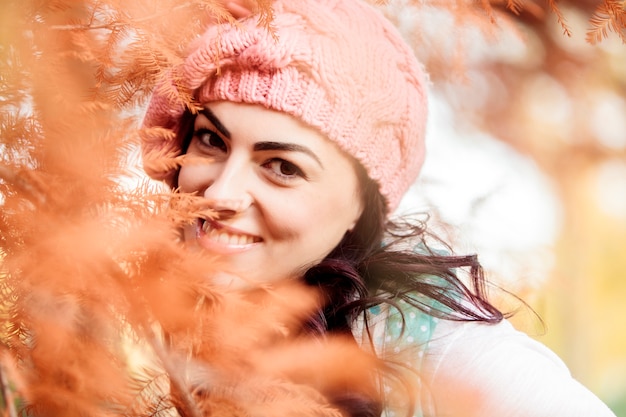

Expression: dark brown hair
xmin=303 ymin=165 xmax=503 ymax=330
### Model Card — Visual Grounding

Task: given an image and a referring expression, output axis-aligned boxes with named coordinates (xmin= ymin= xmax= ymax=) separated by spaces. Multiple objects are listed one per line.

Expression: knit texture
xmin=142 ymin=0 xmax=428 ymax=212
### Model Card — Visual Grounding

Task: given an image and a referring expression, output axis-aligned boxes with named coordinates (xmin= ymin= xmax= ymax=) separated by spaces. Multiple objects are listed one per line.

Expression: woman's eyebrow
xmin=199 ymin=108 xmax=231 ymax=139
xmin=254 ymin=141 xmax=323 ymax=168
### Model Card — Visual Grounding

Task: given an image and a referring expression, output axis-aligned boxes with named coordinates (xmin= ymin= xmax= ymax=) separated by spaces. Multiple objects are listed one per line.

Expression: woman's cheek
xmin=178 ymin=164 xmax=206 ymax=193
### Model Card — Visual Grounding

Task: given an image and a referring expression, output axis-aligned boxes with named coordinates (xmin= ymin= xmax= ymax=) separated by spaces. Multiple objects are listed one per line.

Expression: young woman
xmin=141 ymin=0 xmax=617 ymax=415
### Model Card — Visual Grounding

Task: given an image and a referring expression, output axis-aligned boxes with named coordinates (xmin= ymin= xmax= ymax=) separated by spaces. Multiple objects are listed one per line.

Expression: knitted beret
xmin=142 ymin=0 xmax=428 ymax=213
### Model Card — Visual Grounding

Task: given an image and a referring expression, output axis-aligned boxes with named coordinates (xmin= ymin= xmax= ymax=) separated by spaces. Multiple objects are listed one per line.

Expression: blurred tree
xmin=387 ymin=0 xmax=626 ymax=413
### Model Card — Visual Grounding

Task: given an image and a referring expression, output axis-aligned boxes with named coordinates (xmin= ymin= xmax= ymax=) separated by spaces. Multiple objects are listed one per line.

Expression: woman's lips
xmin=195 ymin=219 xmax=262 ymax=254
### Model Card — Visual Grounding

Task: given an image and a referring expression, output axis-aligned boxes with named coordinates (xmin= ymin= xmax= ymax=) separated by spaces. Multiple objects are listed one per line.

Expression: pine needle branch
xmin=586 ymin=0 xmax=626 ymax=44
xmin=506 ymin=0 xmax=524 ymax=15
xmin=49 ymin=1 xmax=234 ymax=32
xmin=103 ymin=256 xmax=202 ymax=417
xmin=480 ymin=0 xmax=497 ymax=23
xmin=144 ymin=331 xmax=201 ymax=417
xmin=0 ymin=164 xmax=46 ymax=206
xmin=50 ymin=2 xmax=191 ymax=31
xmin=548 ymin=0 xmax=573 ymax=36
xmin=0 ymin=359 xmax=18 ymax=417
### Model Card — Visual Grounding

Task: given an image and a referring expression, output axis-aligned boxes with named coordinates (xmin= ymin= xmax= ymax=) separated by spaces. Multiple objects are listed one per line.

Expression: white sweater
xmin=419 ymin=318 xmax=616 ymax=416
xmin=359 ymin=303 xmax=617 ymax=417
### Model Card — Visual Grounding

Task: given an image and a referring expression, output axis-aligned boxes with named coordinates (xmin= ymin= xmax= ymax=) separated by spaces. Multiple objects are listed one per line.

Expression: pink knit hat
xmin=142 ymin=0 xmax=428 ymax=213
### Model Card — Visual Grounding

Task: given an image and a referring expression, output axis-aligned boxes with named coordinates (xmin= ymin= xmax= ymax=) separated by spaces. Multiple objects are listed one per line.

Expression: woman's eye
xmin=193 ymin=128 xmax=226 ymax=152
xmin=263 ymin=159 xmax=305 ymax=180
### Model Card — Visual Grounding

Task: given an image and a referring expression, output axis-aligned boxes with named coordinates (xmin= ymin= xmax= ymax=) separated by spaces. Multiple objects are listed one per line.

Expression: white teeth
xmin=201 ymin=220 xmax=256 ymax=246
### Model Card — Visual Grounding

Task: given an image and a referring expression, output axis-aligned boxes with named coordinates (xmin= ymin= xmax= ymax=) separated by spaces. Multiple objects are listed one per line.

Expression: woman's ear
xmin=347 ymin=218 xmax=359 ymax=233
xmin=347 ymin=202 xmax=364 ymax=233
xmin=347 ymin=185 xmax=367 ymax=234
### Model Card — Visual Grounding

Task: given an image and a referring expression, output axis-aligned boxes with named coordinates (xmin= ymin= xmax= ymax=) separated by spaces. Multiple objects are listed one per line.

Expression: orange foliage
xmin=0 ymin=1 xmax=381 ymax=415
xmin=1 ymin=0 xmax=624 ymax=416
xmin=587 ymin=0 xmax=626 ymax=43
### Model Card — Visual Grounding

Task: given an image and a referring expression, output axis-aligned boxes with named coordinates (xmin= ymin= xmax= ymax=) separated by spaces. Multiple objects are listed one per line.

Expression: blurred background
xmin=389 ymin=1 xmax=626 ymax=414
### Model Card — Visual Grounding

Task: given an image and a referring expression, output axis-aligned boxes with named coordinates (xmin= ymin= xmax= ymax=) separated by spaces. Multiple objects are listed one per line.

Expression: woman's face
xmin=178 ymin=101 xmax=364 ymax=288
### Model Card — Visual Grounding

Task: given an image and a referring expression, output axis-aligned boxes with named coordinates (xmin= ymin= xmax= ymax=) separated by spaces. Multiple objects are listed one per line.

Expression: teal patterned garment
xmin=364 ymin=301 xmax=439 ymax=417
xmin=383 ymin=299 xmax=437 ymax=358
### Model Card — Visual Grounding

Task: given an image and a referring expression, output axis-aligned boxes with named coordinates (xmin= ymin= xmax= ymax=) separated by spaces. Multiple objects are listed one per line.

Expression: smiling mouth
xmin=199 ymin=219 xmax=262 ymax=246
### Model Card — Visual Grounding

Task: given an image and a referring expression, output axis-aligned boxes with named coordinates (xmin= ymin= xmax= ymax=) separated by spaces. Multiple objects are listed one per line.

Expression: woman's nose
xmin=202 ymin=161 xmax=253 ymax=216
